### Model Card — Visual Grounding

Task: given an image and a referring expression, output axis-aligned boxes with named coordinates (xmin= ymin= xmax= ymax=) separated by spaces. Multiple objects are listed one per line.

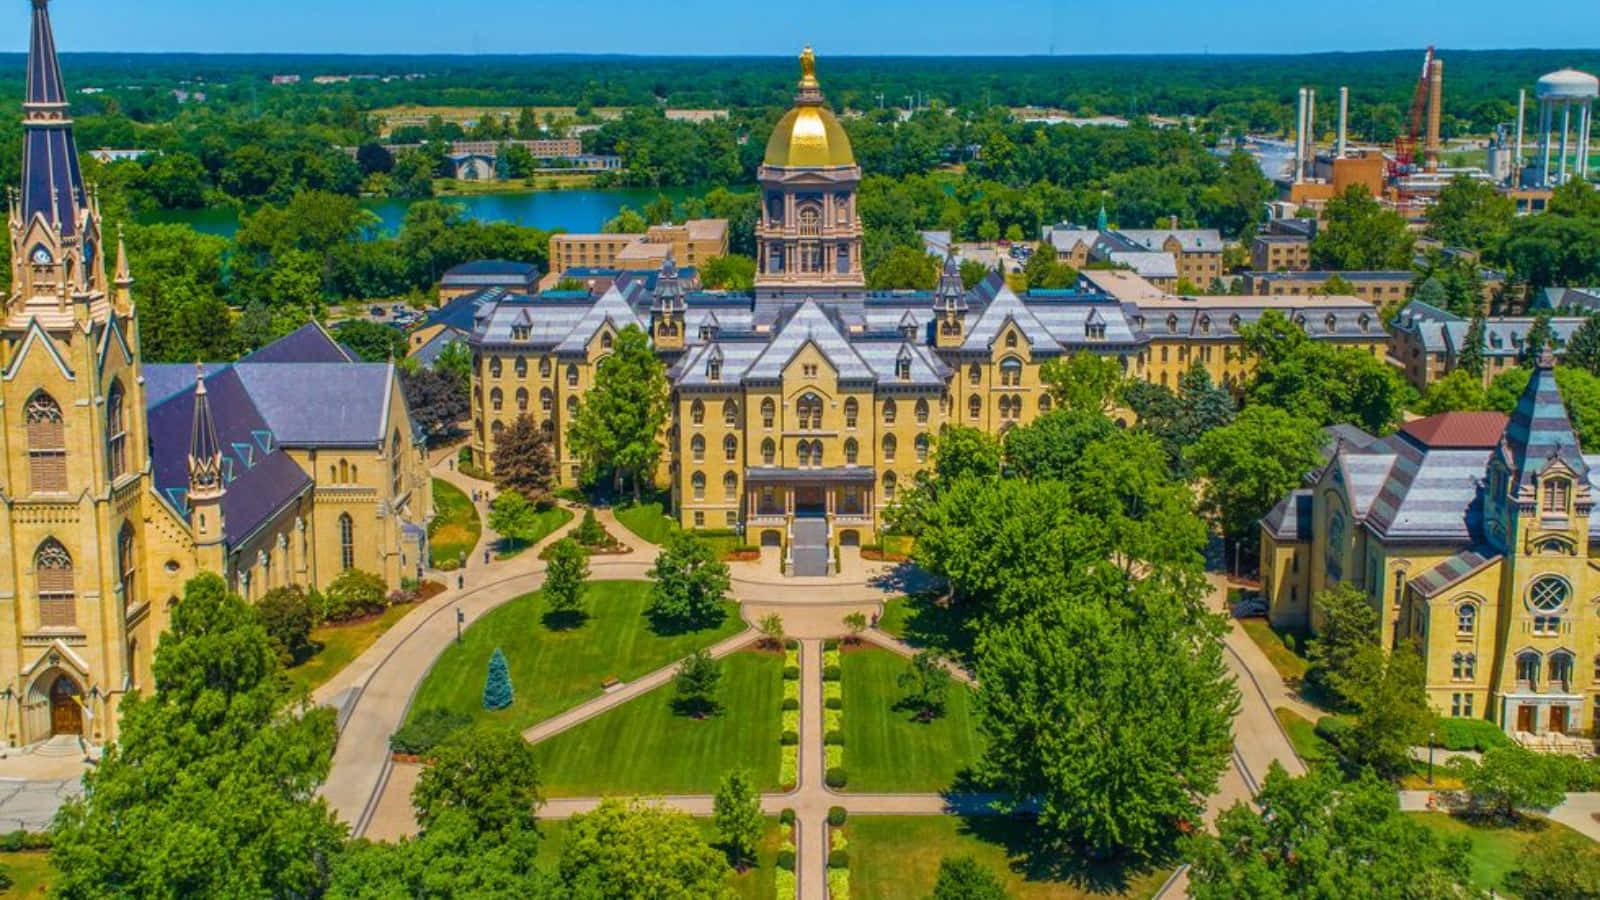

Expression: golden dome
xmin=762 ymin=47 xmax=855 ymax=168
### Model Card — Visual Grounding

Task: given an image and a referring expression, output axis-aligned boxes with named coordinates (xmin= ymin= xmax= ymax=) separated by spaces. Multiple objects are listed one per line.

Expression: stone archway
xmin=24 ymin=667 xmax=83 ymax=741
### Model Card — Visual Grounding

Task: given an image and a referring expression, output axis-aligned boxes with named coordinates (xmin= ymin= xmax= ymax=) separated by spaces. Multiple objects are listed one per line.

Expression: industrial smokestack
xmin=1337 ymin=86 xmax=1349 ymax=159
xmin=1515 ymin=88 xmax=1526 ymax=185
xmin=1307 ymin=88 xmax=1316 ymax=178
xmin=1425 ymin=57 xmax=1444 ymax=172
xmin=1294 ymin=87 xmax=1306 ymax=184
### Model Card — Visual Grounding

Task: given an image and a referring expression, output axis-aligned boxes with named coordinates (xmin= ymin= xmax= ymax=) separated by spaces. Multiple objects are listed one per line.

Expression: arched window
xmin=491 ymin=420 xmax=505 ymax=437
xmin=1550 ymin=651 xmax=1574 ymax=690
xmin=1456 ymin=602 xmax=1476 ymax=634
xmin=843 ymin=398 xmax=858 ymax=429
xmin=1529 ymin=576 xmax=1570 ymax=612
xmin=26 ymin=392 xmax=66 ymax=493
xmin=1516 ymin=651 xmax=1541 ymax=687
xmin=968 ymin=394 xmax=981 ymax=419
xmin=489 ymin=356 xmax=502 ymax=378
xmin=339 ymin=459 xmax=349 ymax=482
xmin=516 ymin=387 xmax=529 ymax=411
xmin=797 ymin=441 xmax=812 ymax=467
xmin=107 ymin=380 xmax=128 ymax=480
xmin=339 ymin=514 xmax=355 ymax=570
xmin=1543 ymin=477 xmax=1572 ymax=514
xmin=915 ymin=398 xmax=929 ymax=424
xmin=566 ymin=395 xmax=578 ymax=417
xmin=761 ymin=438 xmax=776 ymax=465
xmin=1000 ymin=358 xmax=1022 ymax=387
xmin=883 ymin=399 xmax=897 ymax=425
xmin=915 ymin=433 xmax=930 ymax=463
xmin=844 ymin=438 xmax=858 ymax=465
xmin=691 ymin=399 xmax=705 ymax=425
xmin=691 ymin=434 xmax=706 ymax=462
xmin=968 ymin=363 xmax=982 ymax=385
xmin=882 ymin=471 xmax=898 ymax=502
xmin=601 ymin=332 xmax=613 ymax=350
xmin=490 ymin=388 xmax=503 ymax=411
xmin=691 ymin=471 xmax=706 ymax=500
xmin=1004 ymin=332 xmax=1018 ymax=348
xmin=566 ymin=364 xmax=579 ymax=386
xmin=999 ymin=396 xmax=1013 ymax=420
xmin=723 ymin=471 xmax=738 ymax=501
xmin=1039 ymin=394 xmax=1053 ymax=412
xmin=118 ymin=523 xmax=136 ymax=612
xmin=541 ymin=419 xmax=554 ymax=439
xmin=810 ymin=440 xmax=824 ymax=465
xmin=797 ymin=393 xmax=823 ymax=430
xmin=724 ymin=434 xmax=738 ymax=462
xmin=514 ymin=357 xmax=528 ymax=378
xmin=761 ymin=398 xmax=776 ymax=428
xmin=723 ymin=400 xmax=739 ymax=426
xmin=539 ymin=357 xmax=552 ymax=377
xmin=540 ymin=388 xmax=554 ymax=412
xmin=882 ymin=434 xmax=897 ymax=462
xmin=35 ymin=539 xmax=75 ymax=628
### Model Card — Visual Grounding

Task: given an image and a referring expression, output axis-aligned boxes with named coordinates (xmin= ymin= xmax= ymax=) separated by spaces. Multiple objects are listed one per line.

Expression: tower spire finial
xmin=18 ymin=0 xmax=87 ymax=238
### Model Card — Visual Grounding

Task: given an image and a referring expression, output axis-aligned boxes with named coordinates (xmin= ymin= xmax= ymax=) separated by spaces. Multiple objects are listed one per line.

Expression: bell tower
xmin=933 ymin=255 xmax=968 ymax=350
xmin=650 ymin=252 xmax=686 ymax=351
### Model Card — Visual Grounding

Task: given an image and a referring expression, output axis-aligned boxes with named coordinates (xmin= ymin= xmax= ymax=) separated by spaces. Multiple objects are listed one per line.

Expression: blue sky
xmin=28 ymin=0 xmax=1600 ymax=55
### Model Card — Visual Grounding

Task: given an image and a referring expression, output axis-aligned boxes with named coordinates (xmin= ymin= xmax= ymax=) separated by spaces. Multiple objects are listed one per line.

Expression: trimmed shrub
xmin=784 ymin=637 xmax=799 ymax=650
xmin=782 ymin=697 xmax=800 ymax=711
xmin=827 ymin=806 xmax=847 ymax=826
xmin=0 ymin=830 xmax=50 ymax=852
xmin=254 ymin=585 xmax=315 ymax=665
xmin=825 ymin=730 xmax=844 ymax=746
xmin=823 ymin=665 xmax=841 ymax=681
xmin=573 ymin=508 xmax=607 ymax=546
xmin=829 ymin=850 xmax=850 ymax=869
xmin=1439 ymin=718 xmax=1516 ymax=753
xmin=825 ymin=696 xmax=842 ymax=710
xmin=779 ymin=808 xmax=796 ymax=826
xmin=321 ymin=568 xmax=388 ymax=622
xmin=1313 ymin=714 xmax=1352 ymax=747
xmin=783 ymin=665 xmax=800 ymax=680
xmin=823 ymin=638 xmax=839 ymax=651
xmin=389 ymin=707 xmax=471 ymax=755
xmin=781 ymin=730 xmax=799 ymax=746
xmin=777 ymin=849 xmax=796 ymax=871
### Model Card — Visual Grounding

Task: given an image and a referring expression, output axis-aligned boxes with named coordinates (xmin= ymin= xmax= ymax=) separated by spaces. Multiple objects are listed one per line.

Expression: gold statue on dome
xmin=799 ymin=45 xmax=819 ymax=89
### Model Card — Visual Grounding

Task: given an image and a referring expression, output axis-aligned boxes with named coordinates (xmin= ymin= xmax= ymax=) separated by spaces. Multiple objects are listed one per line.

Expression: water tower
xmin=1533 ymin=68 xmax=1598 ymax=186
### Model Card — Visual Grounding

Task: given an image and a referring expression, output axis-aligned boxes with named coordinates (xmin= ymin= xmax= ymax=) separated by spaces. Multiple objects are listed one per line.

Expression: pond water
xmin=138 ymin=186 xmax=695 ymax=237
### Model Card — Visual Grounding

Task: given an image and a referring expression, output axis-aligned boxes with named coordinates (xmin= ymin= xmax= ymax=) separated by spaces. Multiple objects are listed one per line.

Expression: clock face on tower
xmin=30 ymin=245 xmax=52 ymax=265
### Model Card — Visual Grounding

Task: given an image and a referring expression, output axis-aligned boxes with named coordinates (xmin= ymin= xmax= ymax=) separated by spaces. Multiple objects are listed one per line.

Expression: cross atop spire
xmin=18 ymin=0 xmax=87 ymax=237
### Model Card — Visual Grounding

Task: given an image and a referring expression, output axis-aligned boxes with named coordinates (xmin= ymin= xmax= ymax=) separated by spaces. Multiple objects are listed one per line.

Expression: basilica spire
xmin=20 ymin=0 xmax=86 ymax=237
xmin=188 ymin=365 xmax=224 ymax=500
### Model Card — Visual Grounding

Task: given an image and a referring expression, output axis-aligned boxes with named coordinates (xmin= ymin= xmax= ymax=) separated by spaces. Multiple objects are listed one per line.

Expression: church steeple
xmin=650 ymin=251 xmax=686 ymax=350
xmin=20 ymin=0 xmax=86 ymax=236
xmin=934 ymin=254 xmax=967 ymax=349
xmin=187 ymin=365 xmax=226 ymax=554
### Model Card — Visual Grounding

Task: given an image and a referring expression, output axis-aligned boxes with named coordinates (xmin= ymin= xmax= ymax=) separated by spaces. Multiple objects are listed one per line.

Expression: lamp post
xmin=1427 ymin=729 xmax=1435 ymax=786
xmin=456 ymin=607 xmax=464 ymax=644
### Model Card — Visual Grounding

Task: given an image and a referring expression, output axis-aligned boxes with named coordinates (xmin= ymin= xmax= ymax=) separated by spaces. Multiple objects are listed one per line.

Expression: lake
xmin=139 ymin=186 xmax=695 ymax=237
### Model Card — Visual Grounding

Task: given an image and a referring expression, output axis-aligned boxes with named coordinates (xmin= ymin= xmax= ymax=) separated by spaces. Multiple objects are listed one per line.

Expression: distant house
xmin=438 ymin=259 xmax=541 ymax=303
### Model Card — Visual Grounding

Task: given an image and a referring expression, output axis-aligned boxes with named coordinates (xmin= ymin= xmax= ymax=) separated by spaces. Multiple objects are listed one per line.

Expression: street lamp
xmin=456 ymin=606 xmax=465 ymax=644
xmin=1427 ymin=729 xmax=1435 ymax=786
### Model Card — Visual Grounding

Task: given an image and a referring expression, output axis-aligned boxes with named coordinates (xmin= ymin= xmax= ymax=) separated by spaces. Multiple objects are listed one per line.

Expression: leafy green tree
xmin=254 ymin=585 xmax=316 ymax=666
xmin=50 ymin=574 xmax=344 ymax=899
xmin=931 ymin=425 xmax=1003 ymax=483
xmin=1023 ymin=242 xmax=1077 ymax=288
xmin=673 ymin=648 xmax=722 ymax=717
xmin=1039 ymin=352 xmax=1124 ymax=415
xmin=491 ymin=413 xmax=556 ymax=504
xmin=1417 ymin=368 xmax=1491 ymax=415
xmin=1126 ymin=363 xmax=1235 ymax=477
xmin=489 ymin=489 xmax=546 ymax=553
xmin=1426 ymin=174 xmax=1515 ymax=251
xmin=573 ymin=508 xmax=608 ymax=546
xmin=1003 ymin=408 xmax=1116 ymax=482
xmin=412 ymin=725 xmax=544 ymax=837
xmin=1458 ymin=746 xmax=1567 ymax=823
xmin=1564 ymin=314 xmax=1600 ymax=377
xmin=648 ymin=532 xmax=731 ymax=628
xmin=1520 ymin=313 xmax=1555 ymax=367
xmin=1304 ymin=583 xmax=1381 ymax=710
xmin=483 ymin=647 xmax=514 ymax=710
xmin=757 ymin=613 xmax=785 ymax=648
xmin=568 ymin=326 xmax=669 ymax=499
xmin=897 ymin=650 xmax=954 ymax=721
xmin=976 ymin=585 xmax=1237 ymax=856
xmin=1184 ymin=764 xmax=1475 ymax=899
xmin=1310 ymin=183 xmax=1416 ymax=269
xmin=1186 ymin=405 xmax=1324 ymax=561
xmin=958 ymin=258 xmax=992 ymax=290
xmin=543 ymin=538 xmax=590 ymax=623
xmin=1241 ymin=310 xmax=1406 ymax=433
xmin=334 ymin=319 xmax=407 ymax=362
xmin=929 ymin=855 xmax=1008 ymax=900
xmin=1506 ymin=829 xmax=1600 ymax=899
xmin=602 ymin=206 xmax=648 ymax=233
xmin=867 ymin=245 xmax=940 ymax=290
xmin=713 ymin=769 xmax=763 ymax=870
xmin=842 ymin=611 xmax=867 ymax=641
xmin=558 ymin=797 xmax=727 ymax=899
xmin=1336 ymin=642 xmax=1435 ymax=778
xmin=699 ymin=254 xmax=756 ymax=290
xmin=321 ymin=567 xmax=388 ymax=621
xmin=434 ymin=339 xmax=473 ymax=383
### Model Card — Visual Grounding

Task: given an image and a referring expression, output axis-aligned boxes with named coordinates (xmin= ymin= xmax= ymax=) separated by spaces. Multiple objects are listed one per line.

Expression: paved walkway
xmin=1399 ymin=790 xmax=1600 ymax=842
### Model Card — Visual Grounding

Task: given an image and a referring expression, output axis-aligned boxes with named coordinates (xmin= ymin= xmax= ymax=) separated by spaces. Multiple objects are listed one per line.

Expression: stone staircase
xmin=790 ymin=517 xmax=829 ymax=576
xmin=28 ymin=734 xmax=83 ymax=758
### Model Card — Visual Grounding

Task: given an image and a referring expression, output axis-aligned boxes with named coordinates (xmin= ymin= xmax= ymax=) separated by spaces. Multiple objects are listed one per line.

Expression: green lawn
xmin=0 ymin=851 xmax=53 ymax=897
xmin=1275 ymin=707 xmax=1335 ymax=769
xmin=849 ymin=815 xmax=1173 ymax=899
xmin=497 ymin=506 xmax=574 ymax=558
xmin=287 ymin=601 xmax=420 ymax=694
xmin=533 ymin=816 xmax=784 ymax=900
xmin=406 ymin=580 xmax=743 ymax=733
xmin=533 ymin=651 xmax=782 ymax=796
xmin=1409 ymin=812 xmax=1592 ymax=895
xmin=613 ymin=499 xmax=679 ymax=546
xmin=877 ymin=595 xmax=975 ymax=663
xmin=1237 ymin=617 xmax=1310 ymax=686
xmin=427 ymin=478 xmax=481 ymax=567
xmin=841 ymin=646 xmax=985 ymax=792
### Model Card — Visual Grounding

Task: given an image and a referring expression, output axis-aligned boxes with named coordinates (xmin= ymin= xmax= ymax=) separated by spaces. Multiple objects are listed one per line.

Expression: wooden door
xmin=1516 ymin=704 xmax=1537 ymax=733
xmin=1549 ymin=706 xmax=1569 ymax=734
xmin=48 ymin=676 xmax=81 ymax=736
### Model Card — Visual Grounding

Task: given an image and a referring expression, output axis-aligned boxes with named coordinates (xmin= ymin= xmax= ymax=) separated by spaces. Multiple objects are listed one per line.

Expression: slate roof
xmin=1115 ymin=228 xmax=1225 ymax=253
xmin=240 ymin=322 xmax=357 ymax=364
xmin=440 ymin=259 xmax=540 ymax=289
xmin=1390 ymin=300 xmax=1586 ymax=359
xmin=232 ymin=362 xmax=394 ymax=447
xmin=747 ymin=301 xmax=874 ymax=383
xmin=1108 ymin=251 xmax=1178 ymax=280
xmin=1501 ymin=353 xmax=1589 ymax=489
xmin=961 ymin=284 xmax=1062 ymax=354
xmin=21 ymin=0 xmax=85 ymax=236
xmin=1262 ymin=490 xmax=1313 ymax=540
xmin=1409 ymin=550 xmax=1498 ymax=598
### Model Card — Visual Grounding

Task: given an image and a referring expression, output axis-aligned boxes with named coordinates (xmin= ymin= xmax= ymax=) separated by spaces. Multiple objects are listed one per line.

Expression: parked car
xmin=369 ymin=305 xmax=385 ymax=317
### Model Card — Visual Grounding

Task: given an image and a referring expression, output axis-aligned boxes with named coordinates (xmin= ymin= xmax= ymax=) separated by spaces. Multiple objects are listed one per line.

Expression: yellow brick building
xmin=1261 ymin=361 xmax=1600 ymax=738
xmin=467 ymin=48 xmax=1383 ymax=577
xmin=0 ymin=2 xmax=431 ymax=749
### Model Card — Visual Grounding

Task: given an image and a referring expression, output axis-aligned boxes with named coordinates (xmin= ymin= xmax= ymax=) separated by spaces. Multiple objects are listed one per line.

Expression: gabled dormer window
xmin=896 ymin=352 xmax=912 ymax=381
xmin=707 ymin=359 xmax=722 ymax=381
xmin=512 ymin=325 xmax=530 ymax=341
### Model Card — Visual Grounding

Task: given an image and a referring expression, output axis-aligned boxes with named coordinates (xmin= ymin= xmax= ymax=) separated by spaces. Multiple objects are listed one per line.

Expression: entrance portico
xmin=745 ymin=467 xmax=876 ymax=574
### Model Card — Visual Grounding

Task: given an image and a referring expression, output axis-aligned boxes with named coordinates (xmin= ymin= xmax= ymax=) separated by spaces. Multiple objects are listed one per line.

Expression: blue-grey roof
xmin=1262 ymin=490 xmax=1313 ymax=541
xmin=232 ymin=362 xmax=394 ymax=447
xmin=961 ymin=284 xmax=1062 ymax=354
xmin=241 ymin=322 xmax=357 ymax=364
xmin=441 ymin=259 xmax=540 ymax=288
xmin=412 ymin=327 xmax=468 ymax=368
xmin=21 ymin=0 xmax=84 ymax=237
xmin=1409 ymin=550 xmax=1497 ymax=598
xmin=746 ymin=300 xmax=873 ymax=382
xmin=1501 ymin=354 xmax=1589 ymax=489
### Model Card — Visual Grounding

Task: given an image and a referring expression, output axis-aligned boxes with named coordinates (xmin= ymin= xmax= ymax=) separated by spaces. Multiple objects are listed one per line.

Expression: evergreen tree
xmin=568 ymin=325 xmax=669 ymax=499
xmin=1304 ymin=582 xmax=1382 ymax=710
xmin=929 ymin=856 xmax=1008 ymax=900
xmin=543 ymin=537 xmax=590 ymax=624
xmin=1565 ymin=313 xmax=1600 ymax=376
xmin=1520 ymin=313 xmax=1554 ymax=367
xmin=1459 ymin=314 xmax=1487 ymax=379
xmin=712 ymin=769 xmax=763 ymax=870
xmin=483 ymin=647 xmax=514 ymax=710
xmin=672 ymin=649 xmax=721 ymax=717
xmin=491 ymin=413 xmax=556 ymax=503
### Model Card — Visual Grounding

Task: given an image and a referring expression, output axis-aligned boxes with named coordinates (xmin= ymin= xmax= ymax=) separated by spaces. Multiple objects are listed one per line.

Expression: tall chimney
xmin=1307 ymin=88 xmax=1316 ymax=178
xmin=1425 ymin=57 xmax=1444 ymax=172
xmin=1514 ymin=88 xmax=1526 ymax=184
xmin=1337 ymin=86 xmax=1349 ymax=158
xmin=1294 ymin=87 xmax=1307 ymax=183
